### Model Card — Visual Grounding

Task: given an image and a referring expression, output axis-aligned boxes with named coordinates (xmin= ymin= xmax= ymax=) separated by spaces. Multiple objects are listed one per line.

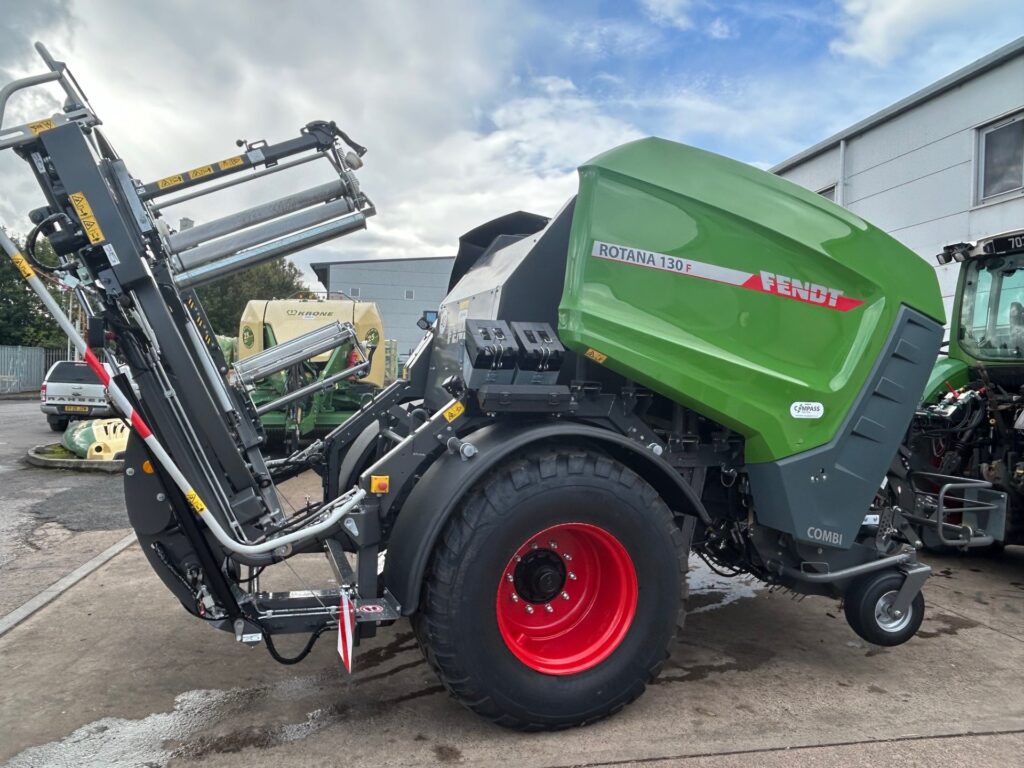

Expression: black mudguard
xmin=381 ymin=420 xmax=708 ymax=614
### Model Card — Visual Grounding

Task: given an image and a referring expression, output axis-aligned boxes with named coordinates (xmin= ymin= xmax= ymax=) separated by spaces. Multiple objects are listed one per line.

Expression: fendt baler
xmin=2 ymin=47 xmax=948 ymax=729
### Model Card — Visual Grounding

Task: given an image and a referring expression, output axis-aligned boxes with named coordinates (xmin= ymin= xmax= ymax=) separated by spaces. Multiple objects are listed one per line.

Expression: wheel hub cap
xmin=875 ymin=590 xmax=912 ymax=633
xmin=495 ymin=522 xmax=638 ymax=675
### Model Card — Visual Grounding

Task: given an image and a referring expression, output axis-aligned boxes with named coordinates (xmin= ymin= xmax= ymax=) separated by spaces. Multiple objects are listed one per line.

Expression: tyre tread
xmin=412 ymin=445 xmax=689 ymax=730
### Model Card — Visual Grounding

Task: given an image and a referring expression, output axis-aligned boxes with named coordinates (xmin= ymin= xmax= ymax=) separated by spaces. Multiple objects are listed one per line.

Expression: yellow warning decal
xmin=218 ymin=155 xmax=244 ymax=171
xmin=12 ymin=252 xmax=35 ymax=279
xmin=443 ymin=401 xmax=465 ymax=423
xmin=157 ymin=174 xmax=184 ymax=189
xmin=68 ymin=192 xmax=106 ymax=245
xmin=28 ymin=119 xmax=56 ymax=135
xmin=187 ymin=164 xmax=214 ymax=181
xmin=185 ymin=489 xmax=206 ymax=513
xmin=584 ymin=348 xmax=608 ymax=364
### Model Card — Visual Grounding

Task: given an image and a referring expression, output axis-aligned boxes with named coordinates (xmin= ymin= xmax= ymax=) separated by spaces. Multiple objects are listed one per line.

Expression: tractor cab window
xmin=959 ymin=255 xmax=1024 ymax=360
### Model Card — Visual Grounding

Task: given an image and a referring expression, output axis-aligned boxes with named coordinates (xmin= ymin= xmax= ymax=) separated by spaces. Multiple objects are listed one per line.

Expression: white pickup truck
xmin=40 ymin=360 xmax=112 ymax=431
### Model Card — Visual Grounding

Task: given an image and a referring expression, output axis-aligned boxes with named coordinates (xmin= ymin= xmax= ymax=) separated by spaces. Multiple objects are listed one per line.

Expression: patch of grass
xmin=36 ymin=443 xmax=78 ymax=459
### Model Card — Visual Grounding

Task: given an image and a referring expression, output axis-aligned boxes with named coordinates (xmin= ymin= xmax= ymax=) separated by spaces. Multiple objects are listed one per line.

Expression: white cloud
xmin=565 ymin=21 xmax=653 ymax=59
xmin=707 ymin=17 xmax=736 ymax=40
xmin=830 ymin=0 xmax=1010 ymax=65
xmin=638 ymin=0 xmax=695 ymax=31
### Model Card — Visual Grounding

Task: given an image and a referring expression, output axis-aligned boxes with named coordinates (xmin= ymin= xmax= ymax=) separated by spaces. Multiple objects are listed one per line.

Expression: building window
xmin=979 ymin=114 xmax=1024 ymax=202
xmin=349 ymin=287 xmax=360 ymax=298
xmin=817 ymin=185 xmax=836 ymax=202
xmin=405 ymin=289 xmax=415 ymax=300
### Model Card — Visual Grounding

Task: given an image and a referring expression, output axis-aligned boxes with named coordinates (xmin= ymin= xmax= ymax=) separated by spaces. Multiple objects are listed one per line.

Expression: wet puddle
xmin=686 ymin=556 xmax=763 ymax=613
xmin=4 ymin=634 xmax=437 ymax=768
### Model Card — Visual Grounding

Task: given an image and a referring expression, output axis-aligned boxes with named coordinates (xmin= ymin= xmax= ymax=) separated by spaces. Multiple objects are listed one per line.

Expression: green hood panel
xmin=558 ymin=137 xmax=945 ymax=462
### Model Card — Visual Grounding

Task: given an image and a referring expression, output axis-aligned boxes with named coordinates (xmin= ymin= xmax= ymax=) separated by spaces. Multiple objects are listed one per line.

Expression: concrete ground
xmin=0 ymin=399 xmax=128 ymax=619
xmin=0 ymin=400 xmax=1022 ymax=767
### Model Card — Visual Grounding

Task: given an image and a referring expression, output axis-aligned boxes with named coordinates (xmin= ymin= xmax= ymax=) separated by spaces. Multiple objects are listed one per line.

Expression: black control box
xmin=510 ymin=322 xmax=564 ymax=384
xmin=463 ymin=319 xmax=517 ymax=387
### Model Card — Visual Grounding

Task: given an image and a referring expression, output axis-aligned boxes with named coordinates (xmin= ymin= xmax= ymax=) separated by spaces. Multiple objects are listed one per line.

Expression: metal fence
xmin=0 ymin=345 xmax=69 ymax=393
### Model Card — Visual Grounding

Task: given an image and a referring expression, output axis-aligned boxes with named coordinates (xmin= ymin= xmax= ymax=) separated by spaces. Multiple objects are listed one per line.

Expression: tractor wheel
xmin=843 ymin=569 xmax=924 ymax=646
xmin=412 ymin=446 xmax=688 ymax=730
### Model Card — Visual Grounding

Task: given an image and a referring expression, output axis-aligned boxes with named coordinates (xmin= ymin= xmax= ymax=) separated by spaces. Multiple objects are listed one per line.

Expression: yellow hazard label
xmin=185 ymin=489 xmax=206 ymax=513
xmin=28 ymin=118 xmax=56 ymax=135
xmin=443 ymin=401 xmax=465 ymax=423
xmin=218 ymin=155 xmax=244 ymax=170
xmin=68 ymin=192 xmax=106 ymax=245
xmin=584 ymin=348 xmax=608 ymax=364
xmin=370 ymin=475 xmax=390 ymax=494
xmin=11 ymin=252 xmax=35 ymax=279
xmin=157 ymin=174 xmax=184 ymax=189
xmin=188 ymin=164 xmax=214 ymax=181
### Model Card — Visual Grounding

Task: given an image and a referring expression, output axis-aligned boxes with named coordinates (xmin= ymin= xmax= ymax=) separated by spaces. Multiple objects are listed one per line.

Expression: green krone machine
xmin=897 ymin=229 xmax=1024 ymax=551
xmin=235 ymin=298 xmax=389 ymax=449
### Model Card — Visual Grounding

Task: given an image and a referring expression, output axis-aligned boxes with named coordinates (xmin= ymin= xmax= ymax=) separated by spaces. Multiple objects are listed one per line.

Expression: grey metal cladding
xmin=745 ymin=305 xmax=943 ymax=549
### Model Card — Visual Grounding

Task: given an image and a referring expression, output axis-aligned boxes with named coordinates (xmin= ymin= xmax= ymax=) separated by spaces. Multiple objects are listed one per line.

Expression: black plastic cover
xmin=465 ymin=319 xmax=517 ymax=370
xmin=510 ymin=322 xmax=564 ymax=372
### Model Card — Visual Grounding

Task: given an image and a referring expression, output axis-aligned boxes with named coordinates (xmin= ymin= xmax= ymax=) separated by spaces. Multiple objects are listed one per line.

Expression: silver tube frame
xmin=174 ymin=210 xmax=368 ymax=289
xmin=173 ymin=197 xmax=354 ymax=272
xmin=168 ymin=179 xmax=348 ymax=253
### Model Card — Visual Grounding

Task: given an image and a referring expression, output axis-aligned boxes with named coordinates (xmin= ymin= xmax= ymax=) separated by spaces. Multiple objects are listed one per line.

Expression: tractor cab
xmin=930 ymin=228 xmax=1024 ymax=399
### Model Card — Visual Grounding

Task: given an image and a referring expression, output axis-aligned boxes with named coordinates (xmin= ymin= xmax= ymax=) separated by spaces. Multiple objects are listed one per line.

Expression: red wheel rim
xmin=495 ymin=522 xmax=638 ymax=675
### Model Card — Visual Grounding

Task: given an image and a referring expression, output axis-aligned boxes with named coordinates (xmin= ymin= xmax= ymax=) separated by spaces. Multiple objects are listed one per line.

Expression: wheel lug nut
xmin=564 ymin=553 xmax=572 ymax=561
xmin=544 ymin=604 xmax=553 ymax=613
xmin=525 ymin=605 xmax=534 ymax=614
xmin=506 ymin=573 xmax=514 ymax=582
xmin=568 ymin=571 xmax=577 ymax=580
xmin=511 ymin=593 xmax=519 ymax=602
xmin=531 ymin=543 xmax=538 ymax=550
xmin=549 ymin=540 xmax=558 ymax=549
xmin=561 ymin=591 xmax=570 ymax=600
xmin=515 ymin=555 xmax=522 ymax=562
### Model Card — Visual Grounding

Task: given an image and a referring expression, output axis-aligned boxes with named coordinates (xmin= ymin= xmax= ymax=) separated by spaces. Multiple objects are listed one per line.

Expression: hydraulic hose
xmin=1 ymin=229 xmax=365 ymax=555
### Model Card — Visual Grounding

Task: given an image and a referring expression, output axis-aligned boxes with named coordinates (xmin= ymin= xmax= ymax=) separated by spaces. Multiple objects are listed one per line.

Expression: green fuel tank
xmin=559 ymin=137 xmax=945 ymax=464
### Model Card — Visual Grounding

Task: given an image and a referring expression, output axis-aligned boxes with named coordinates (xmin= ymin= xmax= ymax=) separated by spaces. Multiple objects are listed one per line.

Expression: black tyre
xmin=412 ymin=446 xmax=688 ymax=730
xmin=843 ymin=569 xmax=924 ymax=646
xmin=48 ymin=417 xmax=68 ymax=432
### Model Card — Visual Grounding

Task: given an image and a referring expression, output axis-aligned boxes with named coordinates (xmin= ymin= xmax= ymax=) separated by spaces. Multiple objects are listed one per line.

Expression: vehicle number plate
xmin=62 ymin=405 xmax=90 ymax=413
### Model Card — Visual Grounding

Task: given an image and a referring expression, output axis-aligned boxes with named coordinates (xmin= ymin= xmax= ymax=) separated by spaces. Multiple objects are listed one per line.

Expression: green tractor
xmin=235 ymin=297 xmax=390 ymax=450
xmin=897 ymin=229 xmax=1024 ymax=551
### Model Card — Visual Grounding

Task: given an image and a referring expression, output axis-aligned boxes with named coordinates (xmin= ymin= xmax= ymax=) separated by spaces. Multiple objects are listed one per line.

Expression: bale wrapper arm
xmin=0 ymin=43 xmax=381 ymax=658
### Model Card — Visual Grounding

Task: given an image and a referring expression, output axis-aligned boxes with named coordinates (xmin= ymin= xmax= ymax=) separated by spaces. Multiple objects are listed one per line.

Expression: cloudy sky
xmin=1 ymin=0 xmax=1022 ymax=286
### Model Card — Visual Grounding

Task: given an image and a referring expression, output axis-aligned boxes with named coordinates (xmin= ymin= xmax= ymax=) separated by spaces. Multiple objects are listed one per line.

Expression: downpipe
xmin=0 ymin=229 xmax=366 ymax=557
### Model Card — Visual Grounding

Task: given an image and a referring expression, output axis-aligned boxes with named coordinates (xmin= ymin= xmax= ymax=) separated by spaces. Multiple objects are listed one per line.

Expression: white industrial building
xmin=773 ymin=36 xmax=1024 ymax=318
xmin=312 ymin=256 xmax=455 ymax=361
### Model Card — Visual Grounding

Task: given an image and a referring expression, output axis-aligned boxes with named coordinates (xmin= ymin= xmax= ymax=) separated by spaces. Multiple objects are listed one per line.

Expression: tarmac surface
xmin=0 ymin=398 xmax=1022 ymax=766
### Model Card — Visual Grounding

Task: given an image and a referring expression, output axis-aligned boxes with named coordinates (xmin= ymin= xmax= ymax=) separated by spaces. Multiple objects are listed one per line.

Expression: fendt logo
xmin=591 ymin=241 xmax=865 ymax=312
xmin=758 ymin=272 xmax=861 ymax=311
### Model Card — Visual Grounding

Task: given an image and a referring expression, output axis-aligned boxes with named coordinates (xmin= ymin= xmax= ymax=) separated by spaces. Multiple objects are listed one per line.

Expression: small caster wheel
xmin=843 ymin=569 xmax=924 ymax=647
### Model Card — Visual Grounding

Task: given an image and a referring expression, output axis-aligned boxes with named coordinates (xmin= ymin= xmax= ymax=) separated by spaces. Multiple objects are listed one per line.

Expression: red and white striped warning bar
xmin=3 ymin=242 xmax=210 ymax=518
xmin=592 ymin=240 xmax=864 ymax=312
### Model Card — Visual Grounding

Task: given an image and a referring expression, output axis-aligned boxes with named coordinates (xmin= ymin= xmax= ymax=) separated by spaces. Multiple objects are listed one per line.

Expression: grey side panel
xmin=426 ymin=198 xmax=576 ymax=411
xmin=746 ymin=306 xmax=943 ymax=550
